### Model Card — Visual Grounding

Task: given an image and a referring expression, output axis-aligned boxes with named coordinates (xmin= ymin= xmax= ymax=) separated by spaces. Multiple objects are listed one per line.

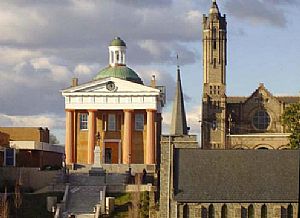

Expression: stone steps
xmin=67 ymin=185 xmax=103 ymax=214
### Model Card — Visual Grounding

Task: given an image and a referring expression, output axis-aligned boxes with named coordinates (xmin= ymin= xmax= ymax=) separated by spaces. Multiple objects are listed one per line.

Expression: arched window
xmin=221 ymin=204 xmax=227 ymax=218
xmin=208 ymin=204 xmax=215 ymax=218
xmin=287 ymin=204 xmax=293 ymax=218
xmin=261 ymin=204 xmax=267 ymax=218
xmin=241 ymin=206 xmax=247 ymax=218
xmin=248 ymin=204 xmax=254 ymax=218
xmin=281 ymin=206 xmax=287 ymax=218
xmin=201 ymin=206 xmax=208 ymax=218
xmin=183 ymin=204 xmax=189 ymax=218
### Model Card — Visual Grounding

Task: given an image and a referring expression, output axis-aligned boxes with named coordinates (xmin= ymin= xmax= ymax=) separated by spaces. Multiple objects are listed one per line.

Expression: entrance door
xmin=104 ymin=142 xmax=119 ymax=164
xmin=105 ymin=148 xmax=112 ymax=164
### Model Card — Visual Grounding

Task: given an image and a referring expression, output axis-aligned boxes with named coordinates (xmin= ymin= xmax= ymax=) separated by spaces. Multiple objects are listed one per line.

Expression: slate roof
xmin=227 ymin=96 xmax=300 ymax=104
xmin=174 ymin=149 xmax=299 ymax=202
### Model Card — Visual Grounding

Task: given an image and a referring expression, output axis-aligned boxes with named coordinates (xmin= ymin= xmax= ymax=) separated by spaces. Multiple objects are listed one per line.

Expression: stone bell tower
xmin=201 ymin=0 xmax=227 ymax=149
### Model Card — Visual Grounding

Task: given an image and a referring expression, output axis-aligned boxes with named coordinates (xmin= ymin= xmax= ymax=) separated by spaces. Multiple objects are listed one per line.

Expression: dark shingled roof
xmin=174 ymin=149 xmax=299 ymax=202
xmin=227 ymin=96 xmax=300 ymax=104
xmin=277 ymin=96 xmax=300 ymax=104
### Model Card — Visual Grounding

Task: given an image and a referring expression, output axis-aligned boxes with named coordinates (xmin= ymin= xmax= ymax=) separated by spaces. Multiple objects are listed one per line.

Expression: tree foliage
xmin=281 ymin=102 xmax=300 ymax=148
xmin=49 ymin=133 xmax=60 ymax=145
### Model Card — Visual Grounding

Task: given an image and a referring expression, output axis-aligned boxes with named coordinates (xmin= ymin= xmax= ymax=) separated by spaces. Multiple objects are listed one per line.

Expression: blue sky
xmin=0 ymin=0 xmax=299 ymax=144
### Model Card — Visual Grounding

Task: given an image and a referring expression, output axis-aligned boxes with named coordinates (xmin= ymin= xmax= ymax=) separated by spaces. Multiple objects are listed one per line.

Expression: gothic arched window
xmin=201 ymin=206 xmax=208 ymax=218
xmin=183 ymin=204 xmax=189 ymax=218
xmin=287 ymin=204 xmax=293 ymax=218
xmin=209 ymin=204 xmax=215 ymax=218
xmin=221 ymin=204 xmax=227 ymax=218
xmin=261 ymin=204 xmax=267 ymax=218
xmin=248 ymin=204 xmax=254 ymax=218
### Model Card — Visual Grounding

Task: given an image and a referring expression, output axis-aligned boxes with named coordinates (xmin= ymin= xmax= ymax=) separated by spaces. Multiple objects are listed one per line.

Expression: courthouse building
xmin=62 ymin=37 xmax=165 ymax=166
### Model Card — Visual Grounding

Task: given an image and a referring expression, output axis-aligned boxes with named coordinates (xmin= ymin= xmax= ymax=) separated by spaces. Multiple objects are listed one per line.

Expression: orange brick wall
xmin=0 ymin=127 xmax=49 ymax=143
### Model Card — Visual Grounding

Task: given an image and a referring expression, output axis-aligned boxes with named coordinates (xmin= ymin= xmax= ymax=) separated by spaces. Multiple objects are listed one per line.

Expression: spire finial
xmin=212 ymin=0 xmax=216 ymax=3
xmin=176 ymin=54 xmax=180 ymax=70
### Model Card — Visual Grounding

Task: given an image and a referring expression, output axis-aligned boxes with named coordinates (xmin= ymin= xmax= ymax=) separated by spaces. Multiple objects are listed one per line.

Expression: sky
xmin=0 ymin=0 xmax=299 ymax=144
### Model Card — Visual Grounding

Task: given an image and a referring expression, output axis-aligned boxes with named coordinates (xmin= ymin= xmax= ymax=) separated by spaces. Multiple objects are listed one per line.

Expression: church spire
xmin=170 ymin=56 xmax=188 ymax=135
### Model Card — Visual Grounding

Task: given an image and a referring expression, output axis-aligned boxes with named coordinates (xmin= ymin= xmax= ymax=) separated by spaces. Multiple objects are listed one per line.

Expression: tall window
xmin=241 ymin=206 xmax=247 ymax=218
xmin=248 ymin=204 xmax=254 ymax=218
xmin=261 ymin=204 xmax=267 ymax=218
xmin=80 ymin=113 xmax=88 ymax=130
xmin=201 ymin=206 xmax=208 ymax=218
xmin=108 ymin=114 xmax=116 ymax=131
xmin=183 ymin=204 xmax=189 ymax=218
xmin=221 ymin=204 xmax=227 ymax=218
xmin=208 ymin=204 xmax=214 ymax=218
xmin=252 ymin=110 xmax=270 ymax=130
xmin=287 ymin=204 xmax=293 ymax=218
xmin=135 ymin=113 xmax=144 ymax=131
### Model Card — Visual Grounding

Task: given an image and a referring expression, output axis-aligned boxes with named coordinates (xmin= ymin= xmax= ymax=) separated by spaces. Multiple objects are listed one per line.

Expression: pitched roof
xmin=277 ymin=96 xmax=300 ymax=104
xmin=174 ymin=149 xmax=299 ymax=202
xmin=170 ymin=67 xmax=188 ymax=135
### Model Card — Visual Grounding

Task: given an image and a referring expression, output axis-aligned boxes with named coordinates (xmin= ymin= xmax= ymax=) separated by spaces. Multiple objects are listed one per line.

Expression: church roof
xmin=110 ymin=37 xmax=126 ymax=47
xmin=93 ymin=65 xmax=143 ymax=84
xmin=174 ymin=149 xmax=299 ymax=202
xmin=170 ymin=67 xmax=188 ymax=135
xmin=227 ymin=96 xmax=300 ymax=104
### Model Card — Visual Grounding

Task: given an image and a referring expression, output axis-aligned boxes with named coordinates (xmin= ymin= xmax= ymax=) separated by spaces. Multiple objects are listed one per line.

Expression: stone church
xmin=201 ymin=0 xmax=300 ymax=149
xmin=159 ymin=1 xmax=299 ymax=218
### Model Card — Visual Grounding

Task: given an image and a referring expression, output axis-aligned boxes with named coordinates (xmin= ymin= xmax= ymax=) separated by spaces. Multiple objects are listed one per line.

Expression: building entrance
xmin=104 ymin=142 xmax=119 ymax=164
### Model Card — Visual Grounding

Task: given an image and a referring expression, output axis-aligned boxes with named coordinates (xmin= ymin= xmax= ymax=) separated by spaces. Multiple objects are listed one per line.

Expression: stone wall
xmin=159 ymin=134 xmax=199 ymax=218
xmin=228 ymin=134 xmax=290 ymax=149
xmin=0 ymin=167 xmax=60 ymax=190
xmin=176 ymin=202 xmax=298 ymax=218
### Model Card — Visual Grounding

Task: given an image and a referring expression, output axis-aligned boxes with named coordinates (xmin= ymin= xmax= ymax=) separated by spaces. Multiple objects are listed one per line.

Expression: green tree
xmin=49 ymin=133 xmax=60 ymax=144
xmin=281 ymin=102 xmax=300 ymax=148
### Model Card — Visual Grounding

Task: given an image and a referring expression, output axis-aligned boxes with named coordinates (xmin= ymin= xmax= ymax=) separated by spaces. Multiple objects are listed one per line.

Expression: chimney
xmin=150 ymin=75 xmax=156 ymax=88
xmin=72 ymin=78 xmax=78 ymax=87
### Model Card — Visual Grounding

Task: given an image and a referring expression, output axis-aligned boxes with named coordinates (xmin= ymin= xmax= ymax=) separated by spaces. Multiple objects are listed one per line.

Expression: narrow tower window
xmin=213 ymin=58 xmax=217 ymax=68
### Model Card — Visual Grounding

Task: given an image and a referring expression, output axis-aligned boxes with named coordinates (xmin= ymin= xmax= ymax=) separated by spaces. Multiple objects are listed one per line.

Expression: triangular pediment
xmin=62 ymin=77 xmax=160 ymax=94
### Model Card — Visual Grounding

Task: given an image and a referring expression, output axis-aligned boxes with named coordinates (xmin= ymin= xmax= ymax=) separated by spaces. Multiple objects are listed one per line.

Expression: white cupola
xmin=109 ymin=37 xmax=126 ymax=67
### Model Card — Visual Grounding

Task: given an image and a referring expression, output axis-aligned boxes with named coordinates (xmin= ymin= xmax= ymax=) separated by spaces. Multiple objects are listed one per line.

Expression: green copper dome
xmin=93 ymin=65 xmax=143 ymax=84
xmin=110 ymin=37 xmax=126 ymax=47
